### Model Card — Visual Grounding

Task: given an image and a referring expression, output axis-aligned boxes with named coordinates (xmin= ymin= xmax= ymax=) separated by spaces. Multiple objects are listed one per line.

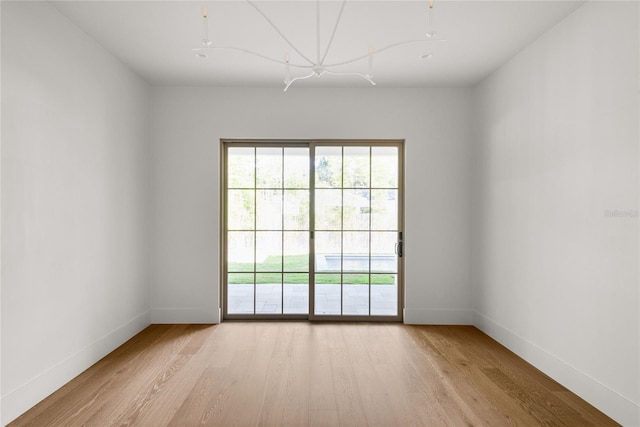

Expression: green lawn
xmin=228 ymin=254 xmax=395 ymax=284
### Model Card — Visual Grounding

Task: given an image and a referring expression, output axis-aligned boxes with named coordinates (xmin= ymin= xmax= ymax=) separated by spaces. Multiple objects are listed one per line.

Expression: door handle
xmin=395 ymin=242 xmax=403 ymax=258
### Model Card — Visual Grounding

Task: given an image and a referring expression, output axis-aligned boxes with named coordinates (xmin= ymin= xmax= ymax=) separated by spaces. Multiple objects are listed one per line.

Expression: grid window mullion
xmin=253 ymin=147 xmax=257 ymax=314
xmin=281 ymin=148 xmax=285 ymax=314
xmin=340 ymin=146 xmax=344 ymax=316
xmin=368 ymin=146 xmax=372 ymax=316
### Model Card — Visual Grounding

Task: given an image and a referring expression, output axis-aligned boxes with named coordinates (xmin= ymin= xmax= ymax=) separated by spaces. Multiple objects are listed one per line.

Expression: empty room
xmin=1 ymin=0 xmax=639 ymax=425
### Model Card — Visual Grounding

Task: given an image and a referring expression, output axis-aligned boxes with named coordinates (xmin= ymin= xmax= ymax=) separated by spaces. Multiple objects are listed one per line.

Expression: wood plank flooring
xmin=9 ymin=323 xmax=618 ymax=426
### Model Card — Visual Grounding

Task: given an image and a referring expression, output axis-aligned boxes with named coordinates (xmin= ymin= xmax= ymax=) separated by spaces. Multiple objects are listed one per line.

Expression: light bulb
xmin=426 ymin=0 xmax=436 ymax=38
xmin=201 ymin=5 xmax=212 ymax=46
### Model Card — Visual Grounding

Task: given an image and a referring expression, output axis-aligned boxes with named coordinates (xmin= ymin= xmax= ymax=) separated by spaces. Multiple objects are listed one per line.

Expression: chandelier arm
xmin=284 ymin=72 xmax=316 ymax=92
xmin=193 ymin=47 xmax=313 ymax=69
xmin=324 ymin=70 xmax=376 ymax=86
xmin=324 ymin=38 xmax=446 ymax=68
xmin=320 ymin=0 xmax=347 ymax=65
xmin=246 ymin=0 xmax=315 ymax=66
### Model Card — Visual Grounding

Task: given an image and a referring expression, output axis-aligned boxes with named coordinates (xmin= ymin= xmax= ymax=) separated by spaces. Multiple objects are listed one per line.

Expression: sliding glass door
xmin=222 ymin=140 xmax=403 ymax=321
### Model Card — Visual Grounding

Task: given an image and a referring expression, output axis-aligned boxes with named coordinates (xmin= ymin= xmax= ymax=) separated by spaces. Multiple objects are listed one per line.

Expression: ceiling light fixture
xmin=426 ymin=0 xmax=437 ymax=38
xmin=193 ymin=0 xmax=446 ymax=91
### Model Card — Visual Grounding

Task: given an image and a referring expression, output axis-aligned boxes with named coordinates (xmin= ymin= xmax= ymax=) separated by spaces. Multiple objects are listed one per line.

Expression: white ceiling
xmin=52 ymin=0 xmax=584 ymax=88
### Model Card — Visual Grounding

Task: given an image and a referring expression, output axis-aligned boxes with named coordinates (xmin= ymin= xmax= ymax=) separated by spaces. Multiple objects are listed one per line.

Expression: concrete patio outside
xmin=227 ymin=282 xmax=398 ymax=316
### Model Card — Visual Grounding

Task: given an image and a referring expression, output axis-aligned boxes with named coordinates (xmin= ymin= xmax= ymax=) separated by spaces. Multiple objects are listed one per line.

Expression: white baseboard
xmin=1 ymin=310 xmax=151 ymax=426
xmin=473 ymin=311 xmax=640 ymax=426
xmin=150 ymin=307 xmax=220 ymax=324
xmin=403 ymin=308 xmax=474 ymax=325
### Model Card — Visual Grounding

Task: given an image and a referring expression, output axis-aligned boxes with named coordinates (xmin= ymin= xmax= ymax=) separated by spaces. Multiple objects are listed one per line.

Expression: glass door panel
xmin=225 ymin=145 xmax=310 ymax=317
xmin=311 ymin=143 xmax=401 ymax=319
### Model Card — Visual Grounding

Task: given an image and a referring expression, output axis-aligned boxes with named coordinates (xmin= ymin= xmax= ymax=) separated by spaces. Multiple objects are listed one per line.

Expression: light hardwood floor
xmin=9 ymin=323 xmax=618 ymax=426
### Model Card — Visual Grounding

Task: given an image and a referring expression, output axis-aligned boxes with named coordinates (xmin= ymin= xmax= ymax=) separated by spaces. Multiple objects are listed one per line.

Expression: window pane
xmin=227 ymin=232 xmax=254 ymax=270
xmin=371 ymin=275 xmax=397 ymax=316
xmin=315 ymin=232 xmax=341 ymax=272
xmin=284 ymin=147 xmax=309 ymax=189
xmin=283 ymin=232 xmax=309 ymax=272
xmin=227 ymin=274 xmax=254 ymax=314
xmin=256 ymin=274 xmax=282 ymax=314
xmin=371 ymin=146 xmax=398 ymax=188
xmin=256 ymin=231 xmax=282 ymax=272
xmin=256 ymin=147 xmax=282 ymax=188
xmin=228 ymin=147 xmax=255 ymax=188
xmin=343 ymin=232 xmax=369 ymax=273
xmin=315 ymin=189 xmax=342 ymax=230
xmin=227 ymin=190 xmax=254 ymax=230
xmin=371 ymin=189 xmax=397 ymax=230
xmin=256 ymin=190 xmax=282 ymax=230
xmin=343 ymin=189 xmax=370 ymax=230
xmin=284 ymin=190 xmax=309 ymax=230
xmin=343 ymin=146 xmax=370 ymax=188
xmin=343 ymin=273 xmax=369 ymax=316
xmin=315 ymin=274 xmax=341 ymax=315
xmin=315 ymin=146 xmax=342 ymax=188
xmin=371 ymin=232 xmax=397 ymax=273
xmin=284 ymin=274 xmax=309 ymax=314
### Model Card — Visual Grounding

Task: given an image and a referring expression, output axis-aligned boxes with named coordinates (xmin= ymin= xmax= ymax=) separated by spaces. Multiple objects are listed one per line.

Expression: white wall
xmin=472 ymin=2 xmax=639 ymax=425
xmin=152 ymin=87 xmax=473 ymax=324
xmin=1 ymin=2 xmax=152 ymax=424
xmin=0 ymin=1 xmax=3 ymax=423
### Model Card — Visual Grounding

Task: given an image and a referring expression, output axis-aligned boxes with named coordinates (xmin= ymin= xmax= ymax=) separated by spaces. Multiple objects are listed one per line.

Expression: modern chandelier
xmin=192 ymin=0 xmax=445 ymax=91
